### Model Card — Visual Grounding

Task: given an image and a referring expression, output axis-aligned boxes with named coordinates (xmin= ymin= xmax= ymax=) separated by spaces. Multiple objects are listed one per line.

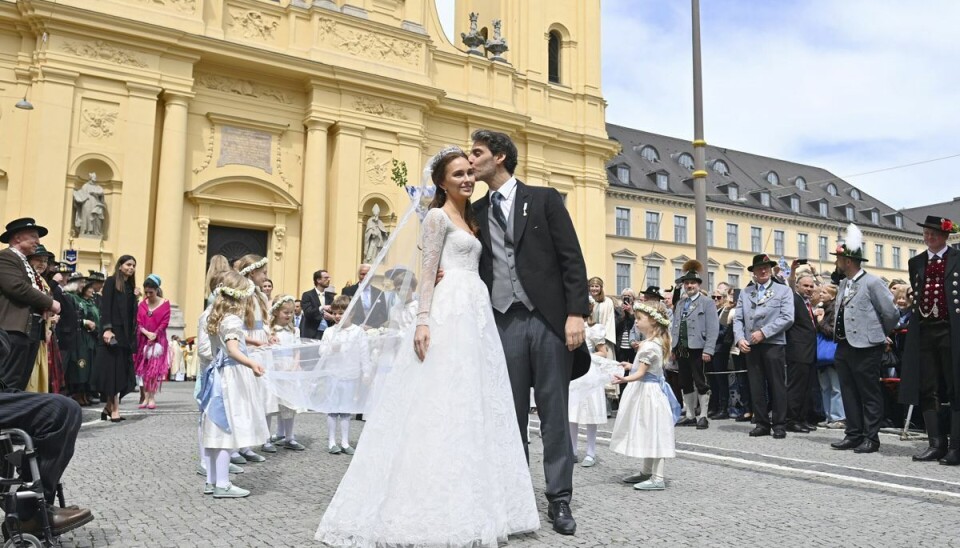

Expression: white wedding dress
xmin=315 ymin=208 xmax=540 ymax=547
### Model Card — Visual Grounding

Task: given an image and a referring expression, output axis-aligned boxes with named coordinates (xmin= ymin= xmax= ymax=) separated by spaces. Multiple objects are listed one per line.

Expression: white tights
xmin=204 ymin=448 xmax=231 ymax=488
xmin=641 ymin=458 xmax=665 ymax=481
xmin=569 ymin=423 xmax=598 ymax=457
xmin=327 ymin=414 xmax=351 ymax=447
xmin=277 ymin=417 xmax=296 ymax=441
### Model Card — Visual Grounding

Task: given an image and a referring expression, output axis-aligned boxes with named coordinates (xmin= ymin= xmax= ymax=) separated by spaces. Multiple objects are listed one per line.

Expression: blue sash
xmin=640 ymin=372 xmax=682 ymax=424
xmin=197 ymin=349 xmax=240 ymax=433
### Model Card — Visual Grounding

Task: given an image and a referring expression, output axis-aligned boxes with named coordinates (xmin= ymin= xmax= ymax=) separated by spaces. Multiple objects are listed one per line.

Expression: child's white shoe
xmin=580 ymin=455 xmax=597 ymax=468
xmin=633 ymin=478 xmax=665 ymax=491
xmin=213 ymin=483 xmax=250 ymax=498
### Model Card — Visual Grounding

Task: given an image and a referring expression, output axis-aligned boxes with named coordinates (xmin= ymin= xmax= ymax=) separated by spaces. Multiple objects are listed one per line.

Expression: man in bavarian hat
xmin=734 ymin=253 xmax=795 ymax=439
xmin=899 ymin=215 xmax=960 ymax=465
xmin=670 ymin=262 xmax=719 ymax=429
xmin=0 ymin=217 xmax=61 ymax=390
xmin=829 ymin=224 xmax=898 ymax=454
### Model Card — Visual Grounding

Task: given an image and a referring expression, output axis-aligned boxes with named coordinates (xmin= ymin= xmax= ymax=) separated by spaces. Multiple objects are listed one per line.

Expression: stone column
xmin=299 ymin=118 xmax=332 ymax=291
xmin=327 ymin=122 xmax=364 ymax=288
xmin=119 ymin=83 xmax=161 ymax=272
xmin=150 ymin=92 xmax=192 ymax=306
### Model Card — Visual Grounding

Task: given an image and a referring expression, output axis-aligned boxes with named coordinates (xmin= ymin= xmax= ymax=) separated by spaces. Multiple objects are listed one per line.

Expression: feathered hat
xmin=830 ymin=223 xmax=867 ymax=262
xmin=676 ymin=259 xmax=703 ymax=284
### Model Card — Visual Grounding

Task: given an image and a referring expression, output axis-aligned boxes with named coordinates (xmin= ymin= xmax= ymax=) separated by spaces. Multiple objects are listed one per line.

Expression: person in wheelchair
xmin=0 ymin=328 xmax=93 ymax=538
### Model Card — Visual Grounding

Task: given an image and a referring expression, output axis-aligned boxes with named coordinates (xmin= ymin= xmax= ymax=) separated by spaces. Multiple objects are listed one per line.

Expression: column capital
xmin=126 ymin=83 xmax=161 ymax=100
xmin=39 ymin=66 xmax=80 ymax=86
xmin=162 ymin=91 xmax=194 ymax=105
xmin=304 ymin=117 xmax=334 ymax=131
xmin=331 ymin=122 xmax=365 ymax=138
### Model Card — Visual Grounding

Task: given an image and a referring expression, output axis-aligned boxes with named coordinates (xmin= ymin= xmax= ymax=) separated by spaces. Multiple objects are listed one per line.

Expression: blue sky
xmin=436 ymin=1 xmax=960 ymax=211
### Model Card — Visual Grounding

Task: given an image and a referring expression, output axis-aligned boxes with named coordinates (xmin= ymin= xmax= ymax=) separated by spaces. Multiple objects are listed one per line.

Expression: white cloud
xmin=601 ymin=0 xmax=960 ymax=211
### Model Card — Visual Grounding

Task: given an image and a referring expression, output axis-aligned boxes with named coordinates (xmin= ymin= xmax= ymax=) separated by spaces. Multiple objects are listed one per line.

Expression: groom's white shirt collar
xmin=494 ymin=176 xmax=518 ymax=220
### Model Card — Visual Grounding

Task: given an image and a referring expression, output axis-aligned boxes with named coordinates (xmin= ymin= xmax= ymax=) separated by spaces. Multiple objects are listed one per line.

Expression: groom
xmin=470 ymin=129 xmax=589 ymax=536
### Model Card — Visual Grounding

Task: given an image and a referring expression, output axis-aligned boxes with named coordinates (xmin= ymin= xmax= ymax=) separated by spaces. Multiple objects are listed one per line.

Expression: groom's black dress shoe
xmin=547 ymin=501 xmax=576 ymax=536
xmin=831 ymin=438 xmax=861 ymax=450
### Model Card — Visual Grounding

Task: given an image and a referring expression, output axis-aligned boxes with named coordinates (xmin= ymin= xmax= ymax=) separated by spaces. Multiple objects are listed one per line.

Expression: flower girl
xmin=319 ymin=295 xmax=371 ymax=455
xmin=610 ymin=300 xmax=680 ymax=491
xmin=267 ymin=295 xmax=306 ymax=451
xmin=568 ymin=296 xmax=610 ymax=467
xmin=198 ymin=271 xmax=270 ymax=498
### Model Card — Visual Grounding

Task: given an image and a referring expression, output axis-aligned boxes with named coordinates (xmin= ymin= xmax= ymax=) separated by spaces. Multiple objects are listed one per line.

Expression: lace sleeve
xmin=221 ymin=315 xmax=245 ymax=343
xmin=416 ymin=209 xmax=448 ymax=326
xmin=636 ymin=340 xmax=661 ymax=365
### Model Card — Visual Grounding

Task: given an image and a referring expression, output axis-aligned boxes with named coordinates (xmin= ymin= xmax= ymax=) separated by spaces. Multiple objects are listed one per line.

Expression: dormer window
xmin=871 ymin=210 xmax=879 ymax=224
xmin=655 ymin=172 xmax=669 ymax=190
xmin=727 ymin=183 xmax=739 ymax=201
xmin=845 ymin=205 xmax=854 ymax=221
xmin=710 ymin=159 xmax=730 ymax=176
xmin=616 ymin=165 xmax=630 ymax=184
xmin=765 ymin=171 xmax=780 ymax=186
xmin=759 ymin=192 xmax=771 ymax=207
xmin=790 ymin=196 xmax=800 ymax=212
xmin=819 ymin=201 xmax=828 ymax=217
xmin=676 ymin=153 xmax=695 ymax=170
xmin=895 ymin=214 xmax=903 ymax=229
xmin=639 ymin=145 xmax=660 ymax=163
xmin=826 ymin=183 xmax=838 ymax=196
xmin=795 ymin=177 xmax=807 ymax=191
xmin=851 ymin=188 xmax=862 ymax=200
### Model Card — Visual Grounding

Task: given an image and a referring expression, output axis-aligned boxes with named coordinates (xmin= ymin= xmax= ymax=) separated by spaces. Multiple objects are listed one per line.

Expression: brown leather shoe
xmin=19 ymin=506 xmax=94 ymax=536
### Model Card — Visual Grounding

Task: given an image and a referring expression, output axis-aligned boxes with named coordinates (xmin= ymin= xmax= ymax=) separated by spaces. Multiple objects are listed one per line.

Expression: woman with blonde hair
xmin=588 ymin=277 xmax=616 ymax=352
xmin=205 ymin=255 xmax=231 ymax=307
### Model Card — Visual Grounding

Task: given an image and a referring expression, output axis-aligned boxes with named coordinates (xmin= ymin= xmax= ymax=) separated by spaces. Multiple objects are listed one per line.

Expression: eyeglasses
xmin=712 ymin=295 xmax=724 ymax=300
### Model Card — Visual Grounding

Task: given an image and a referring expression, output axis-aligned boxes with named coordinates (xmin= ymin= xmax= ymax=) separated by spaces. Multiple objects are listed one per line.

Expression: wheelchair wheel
xmin=3 ymin=533 xmax=43 ymax=548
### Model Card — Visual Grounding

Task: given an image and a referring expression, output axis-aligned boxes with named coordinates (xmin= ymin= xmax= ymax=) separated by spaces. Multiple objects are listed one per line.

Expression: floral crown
xmin=633 ymin=302 xmax=671 ymax=327
xmin=215 ymin=281 xmax=255 ymax=300
xmin=239 ymin=257 xmax=268 ymax=277
xmin=270 ymin=295 xmax=295 ymax=315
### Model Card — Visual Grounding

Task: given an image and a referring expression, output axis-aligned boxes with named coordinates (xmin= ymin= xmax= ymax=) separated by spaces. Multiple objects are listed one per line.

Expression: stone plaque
xmin=218 ymin=125 xmax=273 ymax=174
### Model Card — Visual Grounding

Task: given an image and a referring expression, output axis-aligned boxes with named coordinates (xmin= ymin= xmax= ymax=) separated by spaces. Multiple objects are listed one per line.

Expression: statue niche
xmin=73 ymin=173 xmax=108 ymax=238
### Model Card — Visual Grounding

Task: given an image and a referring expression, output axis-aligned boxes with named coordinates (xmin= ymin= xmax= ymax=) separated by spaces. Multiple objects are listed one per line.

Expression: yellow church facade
xmin=0 ymin=0 xmax=616 ymax=329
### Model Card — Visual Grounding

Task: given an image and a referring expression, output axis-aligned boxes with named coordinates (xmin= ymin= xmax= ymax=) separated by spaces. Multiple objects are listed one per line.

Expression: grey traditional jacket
xmin=833 ymin=270 xmax=898 ymax=349
xmin=670 ymin=294 xmax=720 ymax=355
xmin=733 ymin=281 xmax=795 ymax=346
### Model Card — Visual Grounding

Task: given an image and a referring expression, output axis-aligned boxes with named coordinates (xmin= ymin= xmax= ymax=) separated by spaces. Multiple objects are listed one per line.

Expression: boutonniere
xmin=755 ymin=287 xmax=775 ymax=306
xmin=523 ymin=202 xmax=528 ymax=217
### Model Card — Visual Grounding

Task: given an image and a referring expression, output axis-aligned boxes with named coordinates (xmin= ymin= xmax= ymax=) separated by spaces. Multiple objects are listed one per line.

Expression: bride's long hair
xmin=428 ymin=148 xmax=480 ymax=235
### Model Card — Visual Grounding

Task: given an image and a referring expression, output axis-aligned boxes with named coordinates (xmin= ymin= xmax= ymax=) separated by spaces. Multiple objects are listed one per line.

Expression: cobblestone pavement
xmin=51 ymin=383 xmax=960 ymax=547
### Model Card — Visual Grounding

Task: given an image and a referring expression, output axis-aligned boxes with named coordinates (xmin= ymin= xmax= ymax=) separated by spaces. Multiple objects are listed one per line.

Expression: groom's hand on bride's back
xmin=564 ymin=314 xmax=585 ymax=351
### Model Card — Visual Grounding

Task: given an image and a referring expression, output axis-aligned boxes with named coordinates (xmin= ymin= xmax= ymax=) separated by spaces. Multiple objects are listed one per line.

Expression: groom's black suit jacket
xmin=474 ymin=180 xmax=591 ymax=379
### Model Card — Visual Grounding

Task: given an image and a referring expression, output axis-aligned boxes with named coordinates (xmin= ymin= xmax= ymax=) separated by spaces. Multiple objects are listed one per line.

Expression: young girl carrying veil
xmin=315 ymin=146 xmax=540 ymax=547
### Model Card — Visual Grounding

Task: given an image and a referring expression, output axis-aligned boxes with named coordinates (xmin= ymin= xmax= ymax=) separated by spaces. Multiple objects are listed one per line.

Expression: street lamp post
xmin=691 ymin=0 xmax=708 ymax=273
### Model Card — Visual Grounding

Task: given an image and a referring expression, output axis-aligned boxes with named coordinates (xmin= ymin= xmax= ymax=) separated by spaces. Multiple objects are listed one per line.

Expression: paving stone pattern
xmin=54 ymin=383 xmax=960 ymax=547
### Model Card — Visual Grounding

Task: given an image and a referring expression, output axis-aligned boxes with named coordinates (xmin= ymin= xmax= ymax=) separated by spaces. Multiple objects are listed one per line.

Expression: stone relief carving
xmin=62 ymin=40 xmax=148 ymax=68
xmin=73 ymin=173 xmax=107 ymax=238
xmin=353 ymin=96 xmax=408 ymax=120
xmin=195 ymin=72 xmax=291 ymax=104
xmin=135 ymin=0 xmax=197 ymax=14
xmin=80 ymin=107 xmax=119 ymax=140
xmin=197 ymin=218 xmax=209 ymax=254
xmin=317 ymin=18 xmax=421 ymax=66
xmin=229 ymin=9 xmax=280 ymax=41
xmin=276 ymin=136 xmax=292 ymax=189
xmin=365 ymin=150 xmax=390 ymax=185
xmin=193 ymin=120 xmax=215 ymax=175
xmin=273 ymin=226 xmax=286 ymax=260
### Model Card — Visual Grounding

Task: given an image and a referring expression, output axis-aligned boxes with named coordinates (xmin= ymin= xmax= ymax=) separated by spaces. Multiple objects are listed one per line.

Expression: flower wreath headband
xmin=214 ymin=282 xmax=256 ymax=300
xmin=270 ymin=295 xmax=295 ymax=315
xmin=239 ymin=257 xmax=268 ymax=277
xmin=633 ymin=302 xmax=671 ymax=328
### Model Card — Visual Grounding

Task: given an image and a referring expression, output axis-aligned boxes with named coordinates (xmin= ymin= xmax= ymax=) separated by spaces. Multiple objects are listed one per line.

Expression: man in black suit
xmin=300 ymin=270 xmax=334 ymax=339
xmin=341 ymin=264 xmax=388 ymax=328
xmin=900 ymin=215 xmax=960 ymax=465
xmin=785 ymin=272 xmax=819 ymax=433
xmin=469 ymin=129 xmax=588 ymax=536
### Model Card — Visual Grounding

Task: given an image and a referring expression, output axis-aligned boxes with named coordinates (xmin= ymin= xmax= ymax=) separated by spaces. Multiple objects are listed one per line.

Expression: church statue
xmin=363 ymin=204 xmax=389 ymax=264
xmin=73 ymin=173 xmax=107 ymax=237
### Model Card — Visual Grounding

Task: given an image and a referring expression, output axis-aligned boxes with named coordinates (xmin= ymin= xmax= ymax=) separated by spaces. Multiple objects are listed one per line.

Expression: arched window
xmin=795 ymin=177 xmax=807 ymax=190
xmin=548 ymin=31 xmax=561 ymax=84
xmin=850 ymin=188 xmax=862 ymax=200
xmin=677 ymin=153 xmax=694 ymax=170
xmin=826 ymin=183 xmax=838 ymax=196
xmin=710 ymin=159 xmax=729 ymax=176
xmin=639 ymin=145 xmax=660 ymax=162
xmin=765 ymin=171 xmax=779 ymax=186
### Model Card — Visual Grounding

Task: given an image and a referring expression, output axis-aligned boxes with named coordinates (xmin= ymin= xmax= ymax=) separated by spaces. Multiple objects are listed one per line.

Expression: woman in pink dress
xmin=134 ymin=274 xmax=170 ymax=409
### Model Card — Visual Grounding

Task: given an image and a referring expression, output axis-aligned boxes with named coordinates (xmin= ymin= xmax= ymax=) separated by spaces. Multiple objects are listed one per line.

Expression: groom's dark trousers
xmin=495 ymin=305 xmax=573 ymax=504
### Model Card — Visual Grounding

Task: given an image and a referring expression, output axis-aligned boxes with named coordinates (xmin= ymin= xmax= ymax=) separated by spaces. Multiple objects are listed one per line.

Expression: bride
xmin=315 ymin=147 xmax=540 ymax=547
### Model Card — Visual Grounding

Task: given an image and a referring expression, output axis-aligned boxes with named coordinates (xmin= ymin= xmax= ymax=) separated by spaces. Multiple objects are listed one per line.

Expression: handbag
xmin=815 ymin=332 xmax=837 ymax=367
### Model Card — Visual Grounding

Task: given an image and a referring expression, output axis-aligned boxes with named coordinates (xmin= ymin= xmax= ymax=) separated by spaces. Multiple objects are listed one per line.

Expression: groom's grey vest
xmin=489 ymin=208 xmax=534 ymax=313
